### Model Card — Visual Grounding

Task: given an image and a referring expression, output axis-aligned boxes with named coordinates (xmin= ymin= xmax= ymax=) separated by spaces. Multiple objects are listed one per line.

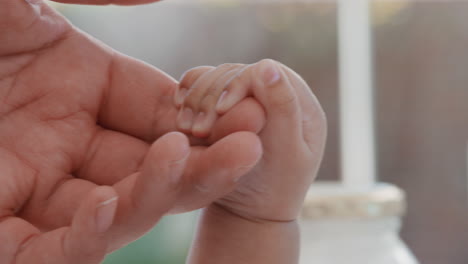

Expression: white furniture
xmin=300 ymin=183 xmax=419 ymax=264
xmin=300 ymin=2 xmax=419 ymax=263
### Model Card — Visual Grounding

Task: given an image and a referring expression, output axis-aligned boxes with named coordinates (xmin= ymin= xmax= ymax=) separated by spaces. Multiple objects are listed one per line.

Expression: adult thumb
xmin=107 ymin=132 xmax=191 ymax=251
xmin=14 ymin=186 xmax=118 ymax=264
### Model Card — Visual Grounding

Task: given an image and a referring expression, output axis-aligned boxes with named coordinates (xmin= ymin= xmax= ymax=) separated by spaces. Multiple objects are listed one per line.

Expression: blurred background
xmin=49 ymin=0 xmax=468 ymax=263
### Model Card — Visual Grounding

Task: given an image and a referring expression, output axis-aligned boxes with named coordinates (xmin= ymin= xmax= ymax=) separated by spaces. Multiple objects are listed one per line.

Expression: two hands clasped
xmin=0 ymin=0 xmax=327 ymax=263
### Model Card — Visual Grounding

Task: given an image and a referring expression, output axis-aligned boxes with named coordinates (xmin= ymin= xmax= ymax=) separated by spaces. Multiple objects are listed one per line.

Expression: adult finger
xmin=8 ymin=186 xmax=118 ymax=264
xmin=0 ymin=0 xmax=70 ymax=56
xmin=75 ymin=129 xmax=149 ymax=186
xmin=98 ymin=55 xmax=264 ymax=146
xmin=206 ymin=97 xmax=266 ymax=144
xmin=107 ymin=132 xmax=190 ymax=250
xmin=170 ymin=131 xmax=263 ymax=214
xmin=18 ymin=132 xmax=190 ymax=253
xmin=98 ymin=54 xmax=181 ymax=142
xmin=19 ymin=129 xmax=149 ymax=231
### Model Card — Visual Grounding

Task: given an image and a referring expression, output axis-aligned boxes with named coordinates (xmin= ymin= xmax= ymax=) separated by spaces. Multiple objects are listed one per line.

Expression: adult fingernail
xmin=178 ymin=107 xmax=194 ymax=131
xmin=170 ymin=148 xmax=190 ymax=165
xmin=175 ymin=88 xmax=188 ymax=106
xmin=95 ymin=196 xmax=118 ymax=233
xmin=216 ymin=91 xmax=229 ymax=112
xmin=169 ymin=152 xmax=189 ymax=184
xmin=263 ymin=64 xmax=281 ymax=86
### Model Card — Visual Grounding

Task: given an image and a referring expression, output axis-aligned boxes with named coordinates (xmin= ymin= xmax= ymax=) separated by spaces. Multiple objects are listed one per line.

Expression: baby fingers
xmin=176 ymin=63 xmax=246 ymax=137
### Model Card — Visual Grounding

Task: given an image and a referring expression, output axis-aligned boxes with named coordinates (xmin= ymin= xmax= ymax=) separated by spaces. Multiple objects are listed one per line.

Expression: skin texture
xmin=182 ymin=60 xmax=327 ymax=264
xmin=1 ymin=0 xmax=328 ymax=264
xmin=178 ymin=60 xmax=328 ymax=222
xmin=0 ymin=0 xmax=267 ymax=263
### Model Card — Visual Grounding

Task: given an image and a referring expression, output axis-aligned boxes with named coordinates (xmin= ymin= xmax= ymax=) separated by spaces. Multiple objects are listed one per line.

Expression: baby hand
xmin=175 ymin=60 xmax=327 ymax=222
xmin=174 ymin=64 xmax=260 ymax=139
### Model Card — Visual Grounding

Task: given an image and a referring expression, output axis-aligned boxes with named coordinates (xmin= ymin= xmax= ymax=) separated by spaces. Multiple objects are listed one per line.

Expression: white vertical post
xmin=338 ymin=0 xmax=376 ymax=189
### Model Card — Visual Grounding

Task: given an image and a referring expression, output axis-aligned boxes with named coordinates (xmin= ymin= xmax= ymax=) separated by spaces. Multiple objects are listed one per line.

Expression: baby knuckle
xmin=226 ymin=70 xmax=249 ymax=89
xmin=269 ymin=90 xmax=297 ymax=114
xmin=255 ymin=59 xmax=280 ymax=72
xmin=213 ymin=73 xmax=233 ymax=90
xmin=258 ymin=58 xmax=279 ymax=66
xmin=217 ymin=63 xmax=243 ymax=70
xmin=199 ymin=93 xmax=219 ymax=111
xmin=183 ymin=93 xmax=200 ymax=109
xmin=180 ymin=66 xmax=214 ymax=87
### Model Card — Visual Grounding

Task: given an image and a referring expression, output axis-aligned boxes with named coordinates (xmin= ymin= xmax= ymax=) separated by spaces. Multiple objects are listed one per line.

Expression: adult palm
xmin=0 ymin=1 xmax=265 ymax=263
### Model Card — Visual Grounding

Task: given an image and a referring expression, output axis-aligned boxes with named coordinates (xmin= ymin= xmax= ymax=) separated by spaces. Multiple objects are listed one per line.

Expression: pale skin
xmin=0 ymin=0 xmax=327 ymax=264
xmin=176 ymin=61 xmax=327 ymax=264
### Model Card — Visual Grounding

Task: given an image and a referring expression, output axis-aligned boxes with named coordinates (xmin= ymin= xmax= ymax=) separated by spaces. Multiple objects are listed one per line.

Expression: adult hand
xmin=0 ymin=0 xmax=265 ymax=263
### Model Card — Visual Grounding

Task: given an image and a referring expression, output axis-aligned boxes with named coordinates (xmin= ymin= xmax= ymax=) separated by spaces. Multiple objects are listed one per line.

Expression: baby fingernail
xmin=263 ymin=64 xmax=281 ymax=86
xmin=95 ymin=196 xmax=118 ymax=233
xmin=192 ymin=112 xmax=207 ymax=133
xmin=216 ymin=91 xmax=230 ymax=111
xmin=178 ymin=107 xmax=194 ymax=131
xmin=175 ymin=88 xmax=188 ymax=106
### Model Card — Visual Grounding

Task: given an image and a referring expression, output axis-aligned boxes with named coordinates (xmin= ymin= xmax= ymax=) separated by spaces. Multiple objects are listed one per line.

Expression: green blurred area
xmin=103 ymin=214 xmax=196 ymax=264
